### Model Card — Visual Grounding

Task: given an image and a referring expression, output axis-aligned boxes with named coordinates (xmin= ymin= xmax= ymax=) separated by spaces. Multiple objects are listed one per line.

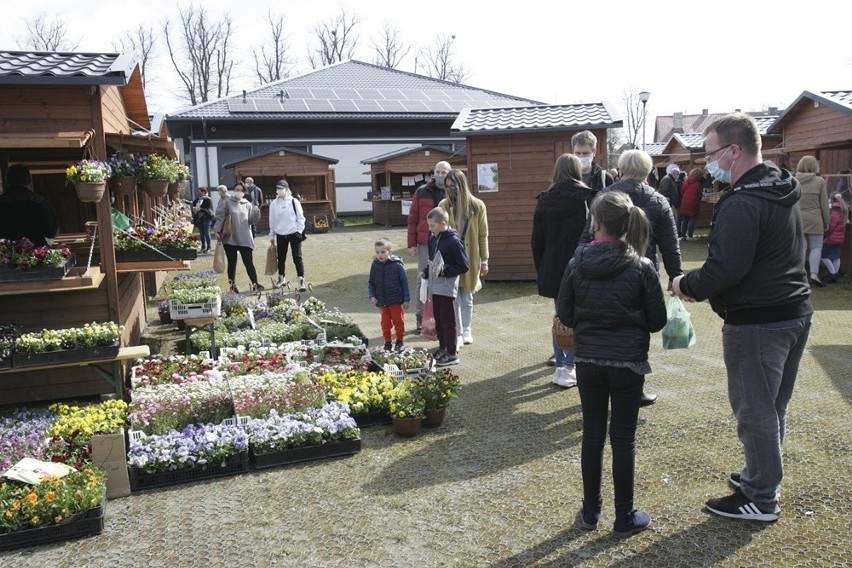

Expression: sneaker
xmin=274 ymin=276 xmax=287 ymax=288
xmin=546 ymin=355 xmax=557 ymax=367
xmin=394 ymin=340 xmax=404 ymax=351
xmin=436 ymin=354 xmax=459 ymax=367
xmin=462 ymin=328 xmax=473 ymax=344
xmin=613 ymin=509 xmax=651 ymax=538
xmin=705 ymin=489 xmax=780 ymax=522
xmin=580 ymin=498 xmax=602 ymax=530
xmin=456 ymin=336 xmax=463 ymax=350
xmin=297 ymin=276 xmax=307 ymax=292
xmin=384 ymin=342 xmax=393 ymax=351
xmin=552 ymin=367 xmax=577 ymax=388
xmin=729 ymin=472 xmax=741 ymax=489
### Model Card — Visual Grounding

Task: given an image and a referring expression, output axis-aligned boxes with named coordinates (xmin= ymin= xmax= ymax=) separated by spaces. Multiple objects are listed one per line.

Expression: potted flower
xmin=113 ymin=224 xmax=200 ymax=261
xmin=388 ymin=379 xmax=426 ymax=437
xmin=65 ymin=159 xmax=111 ymax=202
xmin=108 ymin=151 xmax=142 ymax=195
xmin=415 ymin=370 xmax=460 ymax=428
xmin=13 ymin=321 xmax=123 ymax=367
xmin=0 ymin=238 xmax=75 ymax=281
xmin=168 ymin=161 xmax=191 ymax=196
xmin=157 ymin=299 xmax=172 ymax=324
xmin=0 ymin=324 xmax=18 ymax=369
xmin=137 ymin=153 xmax=178 ymax=197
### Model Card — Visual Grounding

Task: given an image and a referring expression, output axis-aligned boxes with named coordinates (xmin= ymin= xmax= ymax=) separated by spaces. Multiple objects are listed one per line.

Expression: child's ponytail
xmin=590 ymin=191 xmax=650 ymax=255
xmin=625 ymin=206 xmax=650 ymax=255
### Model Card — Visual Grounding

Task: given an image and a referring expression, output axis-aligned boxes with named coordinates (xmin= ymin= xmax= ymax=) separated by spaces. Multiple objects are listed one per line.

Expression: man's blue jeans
xmin=722 ymin=314 xmax=811 ymax=510
xmin=553 ymin=299 xmax=574 ymax=367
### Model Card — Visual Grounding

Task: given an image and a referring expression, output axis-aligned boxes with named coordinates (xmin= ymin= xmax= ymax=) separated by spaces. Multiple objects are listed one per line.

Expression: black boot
xmin=228 ymin=280 xmax=239 ymax=293
xmin=639 ymin=392 xmax=658 ymax=407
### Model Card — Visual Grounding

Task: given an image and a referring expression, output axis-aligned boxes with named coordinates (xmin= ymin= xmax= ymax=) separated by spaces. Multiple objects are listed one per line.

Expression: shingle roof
xmin=0 ymin=51 xmax=137 ymax=85
xmin=222 ymin=146 xmax=339 ymax=168
xmin=657 ymin=111 xmax=781 ymax=141
xmin=644 ymin=142 xmax=668 ymax=157
xmin=167 ymin=60 xmax=541 ymax=121
xmin=450 ymin=103 xmax=622 ymax=136
xmin=673 ymin=133 xmax=706 ymax=150
xmin=361 ymin=145 xmax=464 ymax=165
xmin=768 ymin=90 xmax=852 ymax=134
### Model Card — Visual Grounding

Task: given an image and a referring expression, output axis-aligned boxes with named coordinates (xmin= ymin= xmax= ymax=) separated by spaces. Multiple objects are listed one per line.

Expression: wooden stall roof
xmin=767 ymin=90 xmax=852 ymax=145
xmin=222 ymin=146 xmax=338 ymax=175
xmin=451 ymin=102 xmax=623 ymax=137
xmin=361 ymin=145 xmax=465 ymax=166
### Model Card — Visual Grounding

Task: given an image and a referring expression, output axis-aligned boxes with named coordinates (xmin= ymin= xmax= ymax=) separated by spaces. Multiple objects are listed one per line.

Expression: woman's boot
xmin=229 ymin=280 xmax=239 ymax=293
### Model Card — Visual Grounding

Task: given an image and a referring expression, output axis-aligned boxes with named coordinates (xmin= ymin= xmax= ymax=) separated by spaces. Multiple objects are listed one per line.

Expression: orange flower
xmin=12 ymin=500 xmax=21 ymax=510
xmin=26 ymin=492 xmax=37 ymax=505
xmin=45 ymin=492 xmax=56 ymax=502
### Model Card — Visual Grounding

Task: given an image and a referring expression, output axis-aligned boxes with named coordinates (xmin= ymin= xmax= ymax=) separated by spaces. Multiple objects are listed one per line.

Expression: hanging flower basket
xmin=142 ymin=179 xmax=169 ymax=198
xmin=168 ymin=180 xmax=189 ymax=196
xmin=111 ymin=177 xmax=137 ymax=195
xmin=74 ymin=182 xmax=106 ymax=203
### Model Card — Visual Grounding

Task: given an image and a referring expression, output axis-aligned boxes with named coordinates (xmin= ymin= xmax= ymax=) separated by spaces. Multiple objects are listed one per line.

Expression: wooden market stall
xmin=223 ymin=147 xmax=338 ymax=233
xmin=0 ymin=51 xmax=179 ymax=404
xmin=450 ymin=104 xmax=621 ymax=281
xmin=360 ymin=146 xmax=466 ymax=226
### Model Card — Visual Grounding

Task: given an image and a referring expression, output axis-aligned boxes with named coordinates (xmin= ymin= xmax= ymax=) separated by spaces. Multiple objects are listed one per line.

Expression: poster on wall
xmin=476 ymin=163 xmax=499 ymax=193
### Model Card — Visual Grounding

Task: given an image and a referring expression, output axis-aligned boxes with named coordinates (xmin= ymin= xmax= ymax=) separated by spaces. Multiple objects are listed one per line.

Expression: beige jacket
xmin=438 ymin=196 xmax=489 ymax=292
xmin=796 ymin=173 xmax=830 ymax=234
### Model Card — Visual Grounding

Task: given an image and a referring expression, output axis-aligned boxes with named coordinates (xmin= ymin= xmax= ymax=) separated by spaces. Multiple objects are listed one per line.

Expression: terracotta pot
xmin=74 ymin=182 xmax=106 ymax=203
xmin=142 ymin=179 xmax=169 ymax=197
xmin=158 ymin=311 xmax=173 ymax=324
xmin=423 ymin=407 xmax=446 ymax=428
xmin=112 ymin=177 xmax=137 ymax=195
xmin=392 ymin=416 xmax=423 ymax=438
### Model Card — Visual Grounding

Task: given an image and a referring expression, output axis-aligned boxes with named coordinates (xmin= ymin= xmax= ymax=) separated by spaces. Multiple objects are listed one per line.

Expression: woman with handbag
xmin=268 ymin=179 xmax=307 ymax=292
xmin=213 ymin=182 xmax=264 ymax=293
xmin=191 ymin=186 xmax=214 ymax=253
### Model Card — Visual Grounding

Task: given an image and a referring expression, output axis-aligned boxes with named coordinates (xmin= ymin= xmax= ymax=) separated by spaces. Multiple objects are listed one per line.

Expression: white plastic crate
xmin=170 ymin=295 xmax=222 ymax=320
xmin=129 ymin=429 xmax=146 ymax=441
xmin=383 ymin=363 xmax=405 ymax=381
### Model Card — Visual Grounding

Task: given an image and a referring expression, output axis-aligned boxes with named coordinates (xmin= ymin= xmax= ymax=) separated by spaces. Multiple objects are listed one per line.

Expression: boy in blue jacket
xmin=421 ymin=207 xmax=469 ymax=366
xmin=368 ymin=238 xmax=410 ymax=351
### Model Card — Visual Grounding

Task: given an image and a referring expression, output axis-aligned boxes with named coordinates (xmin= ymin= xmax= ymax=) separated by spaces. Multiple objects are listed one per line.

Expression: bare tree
xmin=253 ymin=9 xmax=293 ymax=84
xmin=417 ymin=34 xmax=468 ymax=83
xmin=17 ymin=13 xmax=79 ymax=51
xmin=164 ymin=4 xmax=235 ymax=106
xmin=307 ymin=9 xmax=360 ymax=68
xmin=370 ymin=21 xmax=409 ymax=69
xmin=606 ymin=129 xmax=628 ymax=168
xmin=622 ymin=89 xmax=648 ymax=149
xmin=114 ymin=24 xmax=159 ymax=90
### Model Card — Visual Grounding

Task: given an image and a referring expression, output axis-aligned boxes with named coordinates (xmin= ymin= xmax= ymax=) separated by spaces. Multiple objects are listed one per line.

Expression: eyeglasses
xmin=704 ymin=144 xmax=732 ymax=163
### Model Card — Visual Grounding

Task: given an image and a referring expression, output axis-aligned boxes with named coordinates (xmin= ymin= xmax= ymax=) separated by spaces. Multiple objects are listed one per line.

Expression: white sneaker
xmin=274 ymin=276 xmax=287 ymax=288
xmin=462 ymin=327 xmax=473 ymax=344
xmin=552 ymin=366 xmax=577 ymax=388
xmin=456 ymin=336 xmax=463 ymax=351
xmin=297 ymin=276 xmax=307 ymax=292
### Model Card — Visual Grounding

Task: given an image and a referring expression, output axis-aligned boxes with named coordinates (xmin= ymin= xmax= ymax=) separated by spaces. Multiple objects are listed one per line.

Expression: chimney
xmin=768 ymin=106 xmax=778 ymax=115
xmin=673 ymin=112 xmax=683 ymax=133
xmin=702 ymin=109 xmax=708 ymax=116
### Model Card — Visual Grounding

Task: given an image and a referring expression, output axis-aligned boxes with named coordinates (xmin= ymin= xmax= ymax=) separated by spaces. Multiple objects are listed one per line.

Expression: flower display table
xmin=115 ymin=248 xmax=197 ymax=262
xmin=251 ymin=438 xmax=361 ymax=470
xmin=11 ymin=343 xmax=120 ymax=369
xmin=0 ymin=254 xmax=76 ymax=282
xmin=0 ymin=498 xmax=106 ymax=552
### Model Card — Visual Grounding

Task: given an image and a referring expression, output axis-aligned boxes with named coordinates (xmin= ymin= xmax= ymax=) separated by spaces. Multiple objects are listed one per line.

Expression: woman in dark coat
xmin=678 ymin=168 xmax=704 ymax=240
xmin=531 ymin=153 xmax=594 ymax=388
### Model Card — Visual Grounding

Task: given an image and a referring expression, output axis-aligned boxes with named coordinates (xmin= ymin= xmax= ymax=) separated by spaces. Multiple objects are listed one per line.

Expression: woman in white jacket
xmin=269 ymin=180 xmax=307 ymax=291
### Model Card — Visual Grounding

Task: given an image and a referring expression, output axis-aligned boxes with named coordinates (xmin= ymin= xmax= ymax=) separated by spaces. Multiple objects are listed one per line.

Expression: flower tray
xmin=11 ymin=343 xmax=120 ymax=368
xmin=115 ymin=249 xmax=198 ymax=262
xmin=170 ymin=294 xmax=222 ymax=319
xmin=0 ymin=355 xmax=10 ymax=370
xmin=251 ymin=438 xmax=361 ymax=470
xmin=0 ymin=499 xmax=105 ymax=552
xmin=353 ymin=411 xmax=393 ymax=427
xmin=128 ymin=451 xmax=250 ymax=492
xmin=0 ymin=254 xmax=75 ymax=282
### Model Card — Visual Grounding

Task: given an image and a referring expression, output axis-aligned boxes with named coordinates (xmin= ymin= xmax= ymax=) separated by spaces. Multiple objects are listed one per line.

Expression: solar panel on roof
xmin=227 ymin=99 xmax=257 ymax=112
xmin=380 ymin=88 xmax=404 ymax=99
xmin=357 ymin=88 xmax=382 ymax=99
xmin=304 ymin=100 xmax=334 ymax=111
xmin=354 ymin=100 xmax=383 ymax=112
xmin=330 ymin=100 xmax=358 ymax=111
xmin=254 ymin=100 xmax=284 ymax=112
xmin=398 ymin=89 xmax=423 ymax=99
xmin=377 ymin=100 xmax=406 ymax=111
xmin=424 ymin=90 xmax=452 ymax=100
xmin=335 ymin=88 xmax=360 ymax=99
xmin=400 ymin=101 xmax=430 ymax=112
xmin=311 ymin=88 xmax=337 ymax=99
xmin=286 ymin=88 xmax=313 ymax=98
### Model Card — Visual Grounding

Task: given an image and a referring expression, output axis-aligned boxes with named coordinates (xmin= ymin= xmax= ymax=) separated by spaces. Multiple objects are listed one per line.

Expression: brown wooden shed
xmin=360 ymin=146 xmax=466 ymax=226
xmin=0 ymin=51 xmax=177 ymax=404
xmin=450 ymin=103 xmax=622 ymax=281
xmin=224 ymin=147 xmax=338 ymax=232
xmin=768 ymin=90 xmax=852 ymax=269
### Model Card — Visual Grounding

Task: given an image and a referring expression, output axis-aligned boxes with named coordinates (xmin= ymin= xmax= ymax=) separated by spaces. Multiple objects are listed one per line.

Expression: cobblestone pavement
xmin=4 ymin=224 xmax=851 ymax=567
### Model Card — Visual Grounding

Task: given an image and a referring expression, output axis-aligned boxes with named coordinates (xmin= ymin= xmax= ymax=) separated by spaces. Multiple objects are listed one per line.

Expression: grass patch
xmin=339 ymin=215 xmax=374 ymax=226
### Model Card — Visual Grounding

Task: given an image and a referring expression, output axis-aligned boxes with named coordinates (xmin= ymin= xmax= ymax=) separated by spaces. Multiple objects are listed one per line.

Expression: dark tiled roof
xmin=361 ymin=145 xmax=464 ymax=165
xmin=223 ymin=146 xmax=339 ymax=168
xmin=0 ymin=51 xmax=137 ymax=85
xmin=168 ymin=60 xmax=540 ymax=121
xmin=657 ymin=111 xmax=781 ymax=141
xmin=644 ymin=142 xmax=668 ymax=157
xmin=450 ymin=103 xmax=622 ymax=135
xmin=768 ymin=90 xmax=852 ymax=134
xmin=674 ymin=133 xmax=706 ymax=150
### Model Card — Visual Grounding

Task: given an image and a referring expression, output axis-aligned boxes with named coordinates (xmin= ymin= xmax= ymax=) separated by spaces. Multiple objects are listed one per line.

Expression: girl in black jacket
xmin=557 ymin=191 xmax=667 ymax=538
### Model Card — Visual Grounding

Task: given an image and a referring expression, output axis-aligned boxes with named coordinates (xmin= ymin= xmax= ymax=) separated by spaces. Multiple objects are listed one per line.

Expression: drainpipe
xmin=202 ymin=117 xmax=211 ymax=190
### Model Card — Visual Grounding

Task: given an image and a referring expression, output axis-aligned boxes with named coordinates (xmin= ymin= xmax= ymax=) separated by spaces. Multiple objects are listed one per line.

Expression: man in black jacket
xmin=0 ymin=164 xmax=59 ymax=246
xmin=674 ymin=113 xmax=812 ymax=523
xmin=572 ymin=130 xmax=614 ymax=196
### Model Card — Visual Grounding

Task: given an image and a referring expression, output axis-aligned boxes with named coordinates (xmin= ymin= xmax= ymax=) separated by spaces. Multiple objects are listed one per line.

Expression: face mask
xmin=234 ymin=191 xmax=245 ymax=200
xmin=276 ymin=188 xmax=287 ymax=197
xmin=446 ymin=188 xmax=458 ymax=199
xmin=579 ymin=157 xmax=593 ymax=170
xmin=705 ymin=148 xmax=732 ymax=183
xmin=433 ymin=175 xmax=446 ymax=186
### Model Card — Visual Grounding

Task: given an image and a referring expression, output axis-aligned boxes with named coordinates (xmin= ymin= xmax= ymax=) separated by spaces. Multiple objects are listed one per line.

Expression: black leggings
xmin=223 ymin=243 xmax=258 ymax=284
xmin=275 ymin=233 xmax=304 ymax=277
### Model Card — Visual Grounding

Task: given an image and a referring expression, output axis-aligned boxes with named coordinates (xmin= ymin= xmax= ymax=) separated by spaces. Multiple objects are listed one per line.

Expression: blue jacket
xmin=368 ymin=255 xmax=410 ymax=306
xmin=425 ymin=228 xmax=469 ymax=298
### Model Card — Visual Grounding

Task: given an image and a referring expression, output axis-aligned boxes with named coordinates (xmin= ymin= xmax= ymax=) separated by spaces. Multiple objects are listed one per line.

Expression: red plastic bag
xmin=421 ymin=296 xmax=437 ymax=340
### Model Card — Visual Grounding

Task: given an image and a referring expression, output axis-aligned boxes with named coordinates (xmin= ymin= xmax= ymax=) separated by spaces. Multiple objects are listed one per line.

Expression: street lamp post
xmin=639 ymin=91 xmax=651 ymax=151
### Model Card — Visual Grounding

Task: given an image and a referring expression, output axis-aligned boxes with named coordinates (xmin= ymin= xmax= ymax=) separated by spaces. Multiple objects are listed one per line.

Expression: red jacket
xmin=823 ymin=206 xmax=846 ymax=246
xmin=407 ymin=181 xmax=446 ymax=248
xmin=678 ymin=175 xmax=702 ymax=217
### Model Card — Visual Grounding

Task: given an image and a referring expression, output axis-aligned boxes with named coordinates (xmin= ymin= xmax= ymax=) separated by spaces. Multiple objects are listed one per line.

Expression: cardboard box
xmin=91 ymin=431 xmax=131 ymax=499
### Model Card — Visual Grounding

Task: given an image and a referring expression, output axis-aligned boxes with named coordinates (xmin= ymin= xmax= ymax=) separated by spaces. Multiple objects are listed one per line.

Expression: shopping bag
xmin=265 ymin=241 xmax=278 ymax=276
xmin=662 ymin=295 xmax=697 ymax=349
xmin=220 ymin=213 xmax=232 ymax=237
xmin=418 ymin=277 xmax=429 ymax=304
xmin=552 ymin=316 xmax=574 ymax=351
xmin=421 ymin=296 xmax=437 ymax=340
xmin=213 ymin=241 xmax=226 ymax=274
